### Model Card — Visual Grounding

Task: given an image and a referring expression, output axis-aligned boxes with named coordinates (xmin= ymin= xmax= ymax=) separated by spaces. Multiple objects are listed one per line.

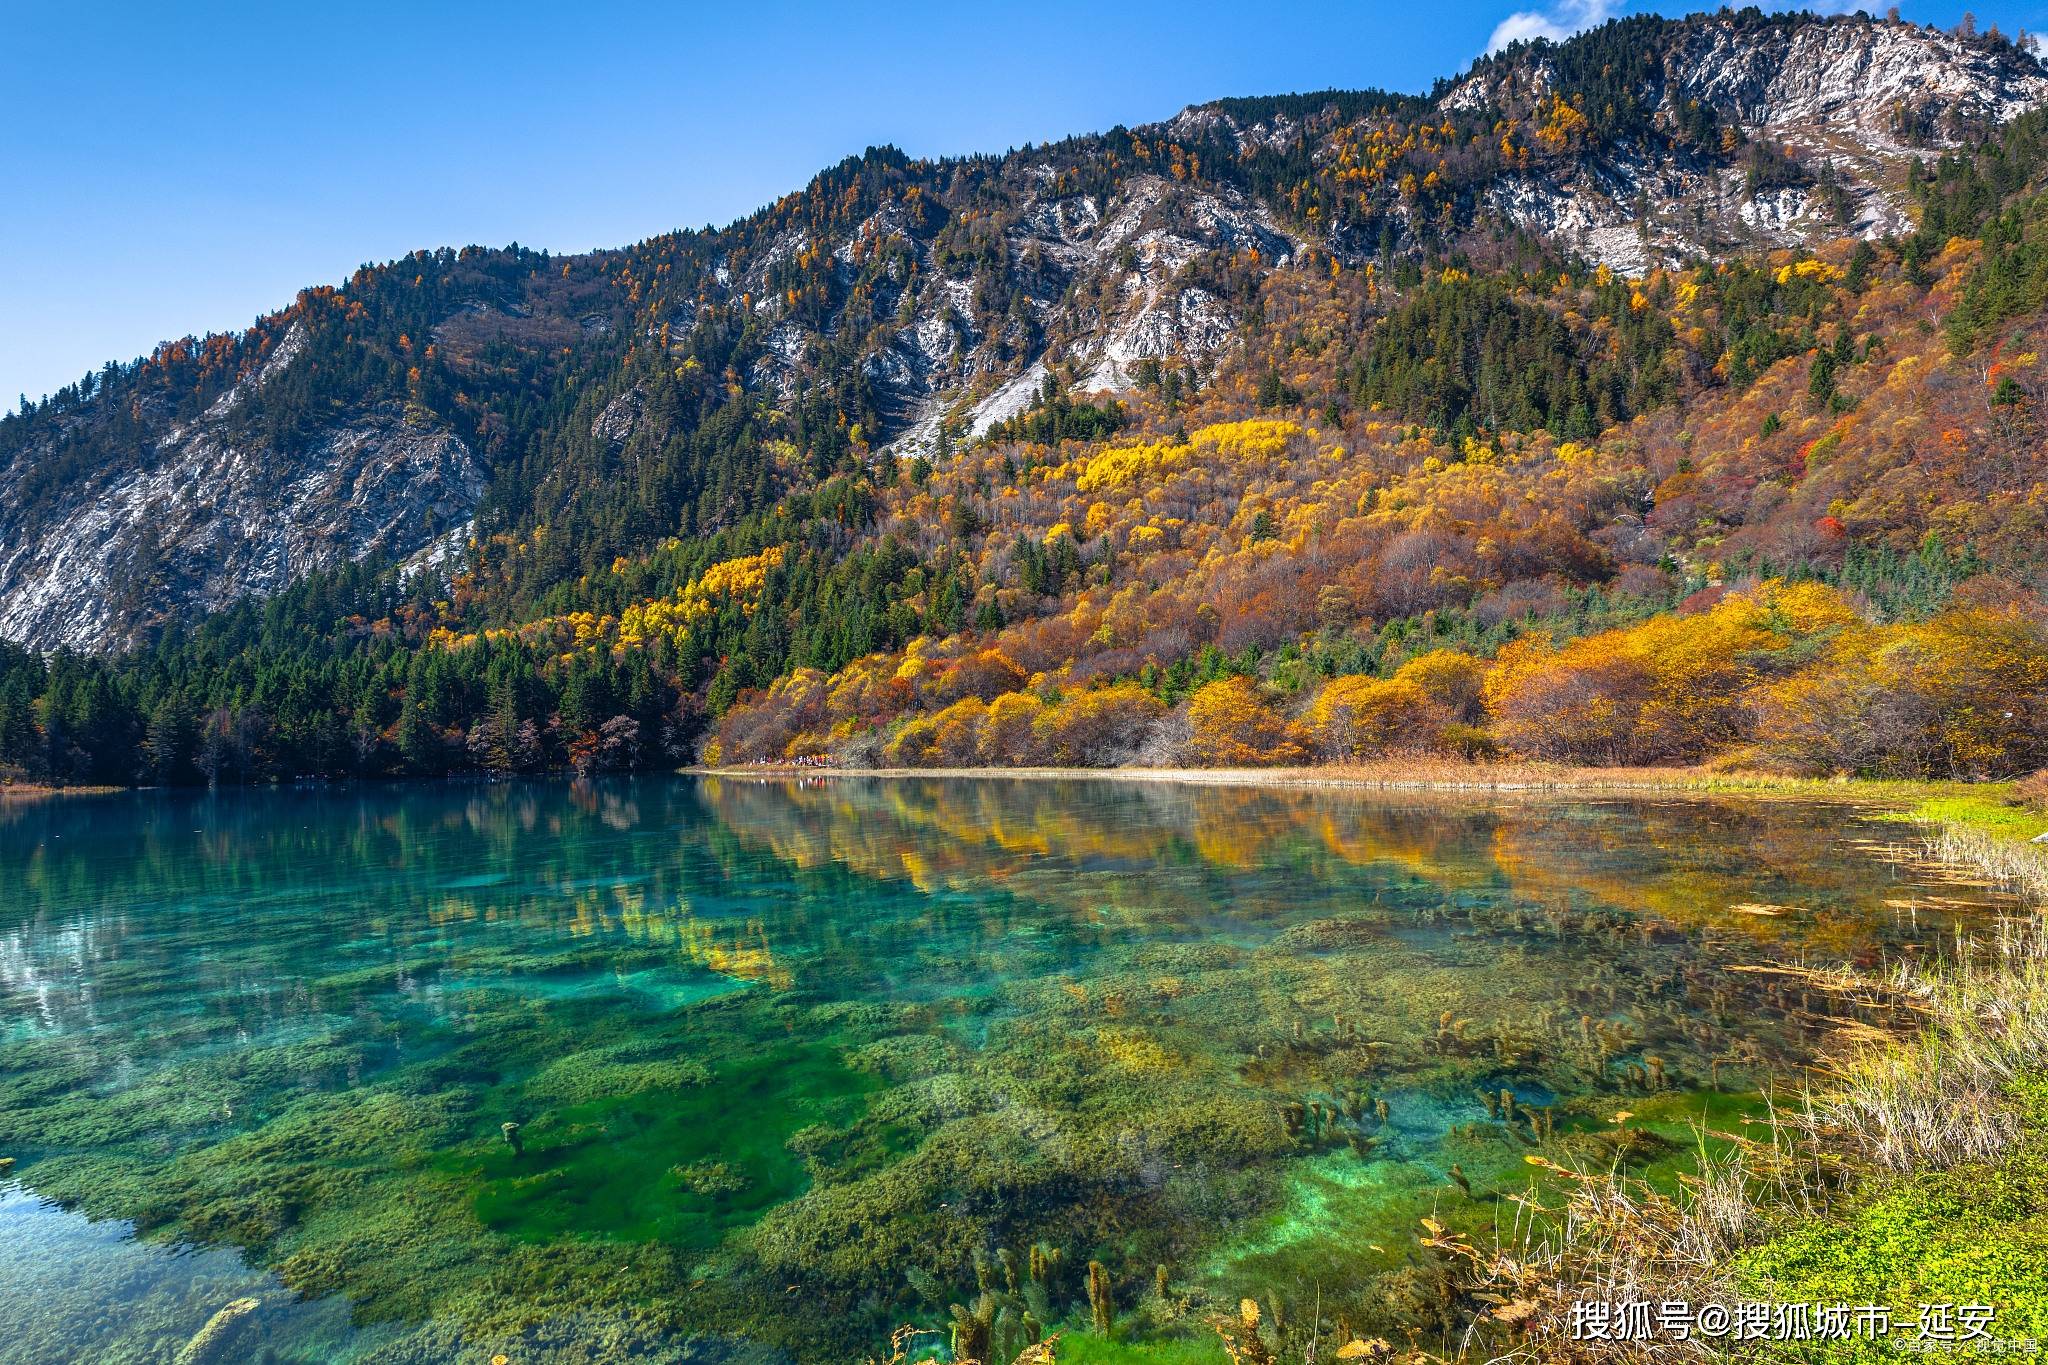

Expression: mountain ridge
xmin=6 ymin=10 xmax=2043 ymax=652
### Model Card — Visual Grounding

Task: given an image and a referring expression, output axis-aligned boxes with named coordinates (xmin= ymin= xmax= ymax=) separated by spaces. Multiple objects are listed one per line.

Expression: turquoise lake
xmin=0 ymin=777 xmax=2003 ymax=1364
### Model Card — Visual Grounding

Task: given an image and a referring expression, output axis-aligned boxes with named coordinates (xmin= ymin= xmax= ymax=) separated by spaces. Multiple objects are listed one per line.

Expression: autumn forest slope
xmin=2 ymin=10 xmax=2047 ymax=785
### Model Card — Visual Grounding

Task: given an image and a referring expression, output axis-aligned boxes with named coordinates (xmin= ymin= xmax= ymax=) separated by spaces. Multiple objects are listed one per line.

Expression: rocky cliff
xmin=1445 ymin=13 xmax=2048 ymax=271
xmin=0 ymin=334 xmax=485 ymax=648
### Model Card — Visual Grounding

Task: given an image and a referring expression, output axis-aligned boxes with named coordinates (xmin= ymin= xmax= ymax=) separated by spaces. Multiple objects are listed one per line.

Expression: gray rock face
xmin=592 ymin=384 xmax=646 ymax=449
xmin=1668 ymin=19 xmax=2047 ymax=140
xmin=909 ymin=176 xmax=1293 ymax=453
xmin=727 ymin=170 xmax=1302 ymax=458
xmin=0 ymin=401 xmax=484 ymax=651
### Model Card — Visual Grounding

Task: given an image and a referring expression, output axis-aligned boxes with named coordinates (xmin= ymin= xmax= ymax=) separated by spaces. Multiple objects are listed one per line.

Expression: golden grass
xmin=1461 ymin=1111 xmax=1827 ymax=1364
xmin=0 ymin=781 xmax=122 ymax=798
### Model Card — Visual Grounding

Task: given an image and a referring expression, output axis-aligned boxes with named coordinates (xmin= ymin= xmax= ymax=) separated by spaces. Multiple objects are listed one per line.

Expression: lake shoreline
xmin=8 ymin=766 xmax=2031 ymax=828
xmin=691 ymin=760 xmax=2026 ymax=811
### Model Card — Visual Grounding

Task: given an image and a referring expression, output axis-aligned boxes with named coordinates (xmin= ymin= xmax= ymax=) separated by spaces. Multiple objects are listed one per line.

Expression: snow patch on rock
xmin=967 ymin=362 xmax=1050 ymax=440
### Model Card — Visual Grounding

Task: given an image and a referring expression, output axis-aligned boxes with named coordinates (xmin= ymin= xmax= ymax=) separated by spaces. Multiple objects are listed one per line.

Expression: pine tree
xmin=143 ymin=694 xmax=195 ymax=785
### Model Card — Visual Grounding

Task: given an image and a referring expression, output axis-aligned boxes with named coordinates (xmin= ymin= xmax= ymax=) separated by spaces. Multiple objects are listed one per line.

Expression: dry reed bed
xmin=706 ymin=760 xmax=1718 ymax=791
xmin=1925 ymin=825 xmax=2048 ymax=904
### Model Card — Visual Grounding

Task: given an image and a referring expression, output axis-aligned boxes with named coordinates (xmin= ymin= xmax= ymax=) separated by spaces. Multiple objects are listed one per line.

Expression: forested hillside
xmin=2 ymin=10 xmax=2047 ymax=786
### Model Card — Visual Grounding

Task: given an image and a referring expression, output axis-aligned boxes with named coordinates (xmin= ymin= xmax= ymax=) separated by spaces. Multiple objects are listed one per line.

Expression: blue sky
xmin=5 ymin=0 xmax=2045 ymax=408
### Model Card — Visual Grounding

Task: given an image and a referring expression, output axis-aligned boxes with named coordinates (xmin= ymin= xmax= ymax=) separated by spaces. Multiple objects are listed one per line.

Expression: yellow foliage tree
xmin=1032 ymin=684 xmax=1166 ymax=766
xmin=1185 ymin=678 xmax=1309 ymax=766
xmin=1484 ymin=582 xmax=1862 ymax=764
xmin=981 ymin=691 xmax=1046 ymax=764
xmin=1309 ymin=676 xmax=1446 ymax=759
xmin=1391 ymin=648 xmax=1488 ymax=722
xmin=1754 ymin=605 xmax=2048 ymax=778
xmin=883 ymin=697 xmax=988 ymax=768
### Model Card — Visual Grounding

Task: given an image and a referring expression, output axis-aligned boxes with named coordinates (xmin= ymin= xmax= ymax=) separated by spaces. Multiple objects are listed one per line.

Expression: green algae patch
xmin=462 ymin=1044 xmax=882 ymax=1247
xmin=1054 ymin=1333 xmax=1232 ymax=1365
xmin=1202 ymin=1149 xmax=1435 ymax=1291
xmin=1880 ymin=789 xmax=2037 ymax=841
xmin=1617 ymin=1087 xmax=1773 ymax=1164
xmin=440 ymin=964 xmax=749 ymax=1011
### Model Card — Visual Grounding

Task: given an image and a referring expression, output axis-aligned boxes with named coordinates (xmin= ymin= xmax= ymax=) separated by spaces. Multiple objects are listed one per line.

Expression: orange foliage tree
xmin=1308 ymin=676 xmax=1447 ymax=760
xmin=936 ymin=648 xmax=1029 ymax=703
xmin=1484 ymin=582 xmax=1860 ymax=764
xmin=1185 ymin=678 xmax=1309 ymax=766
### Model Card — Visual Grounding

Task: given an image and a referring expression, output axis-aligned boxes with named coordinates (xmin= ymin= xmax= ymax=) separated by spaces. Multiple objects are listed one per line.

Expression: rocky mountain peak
xmin=1443 ymin=12 xmax=2047 ymax=134
xmin=1437 ymin=13 xmax=2048 ymax=271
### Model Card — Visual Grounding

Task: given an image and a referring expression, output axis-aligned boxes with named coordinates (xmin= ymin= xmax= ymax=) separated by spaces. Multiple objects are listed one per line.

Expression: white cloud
xmin=1485 ymin=0 xmax=1622 ymax=52
xmin=1483 ymin=0 xmax=1881 ymax=55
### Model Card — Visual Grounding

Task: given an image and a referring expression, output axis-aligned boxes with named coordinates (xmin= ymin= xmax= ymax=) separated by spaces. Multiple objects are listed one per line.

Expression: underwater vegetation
xmin=0 ymin=777 xmax=2009 ymax=1362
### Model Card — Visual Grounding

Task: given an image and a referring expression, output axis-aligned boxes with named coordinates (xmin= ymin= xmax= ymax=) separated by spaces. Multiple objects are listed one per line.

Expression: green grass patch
xmin=1741 ymin=1132 xmax=2048 ymax=1354
xmin=1740 ymin=1047 xmax=2048 ymax=1359
xmin=1880 ymin=790 xmax=2041 ymax=844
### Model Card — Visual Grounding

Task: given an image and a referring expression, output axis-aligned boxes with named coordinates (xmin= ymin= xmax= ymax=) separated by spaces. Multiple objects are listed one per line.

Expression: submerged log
xmin=172 ymin=1297 xmax=262 ymax=1365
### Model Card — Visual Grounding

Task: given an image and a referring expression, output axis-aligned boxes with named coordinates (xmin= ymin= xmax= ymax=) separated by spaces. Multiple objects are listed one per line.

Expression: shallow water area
xmin=0 ymin=776 xmax=2008 ymax=1361
xmin=0 ymin=1181 xmax=385 ymax=1364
